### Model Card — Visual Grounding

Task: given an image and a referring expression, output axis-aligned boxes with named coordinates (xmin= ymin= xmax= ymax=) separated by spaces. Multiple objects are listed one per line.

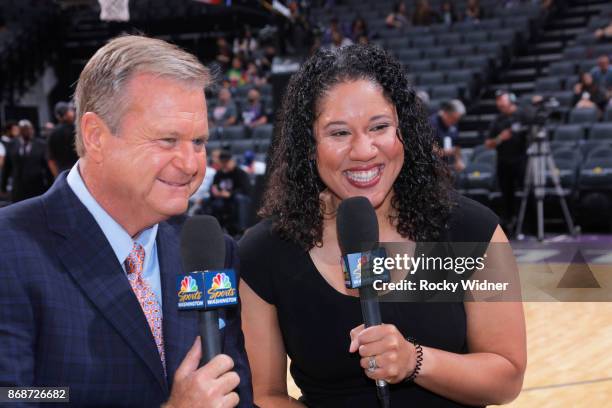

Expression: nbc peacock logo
xmin=180 ymin=276 xmax=198 ymax=293
xmin=207 ymin=272 xmax=236 ymax=301
xmin=211 ymin=273 xmax=232 ymax=290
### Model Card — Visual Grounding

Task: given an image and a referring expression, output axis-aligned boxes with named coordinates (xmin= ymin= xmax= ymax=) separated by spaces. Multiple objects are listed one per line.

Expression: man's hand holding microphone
xmin=166 ymin=337 xmax=239 ymax=408
xmin=167 ymin=215 xmax=243 ymax=407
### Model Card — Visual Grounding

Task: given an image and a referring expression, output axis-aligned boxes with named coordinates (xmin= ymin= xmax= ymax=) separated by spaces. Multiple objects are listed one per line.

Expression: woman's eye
xmin=371 ymin=123 xmax=390 ymax=132
xmin=330 ymin=130 xmax=350 ymax=137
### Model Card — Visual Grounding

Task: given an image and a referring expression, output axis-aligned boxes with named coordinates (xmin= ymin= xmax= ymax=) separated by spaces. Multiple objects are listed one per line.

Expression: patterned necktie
xmin=125 ymin=242 xmax=166 ymax=371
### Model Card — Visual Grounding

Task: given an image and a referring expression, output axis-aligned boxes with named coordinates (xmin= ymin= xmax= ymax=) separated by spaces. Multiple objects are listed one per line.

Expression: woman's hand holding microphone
xmin=349 ymin=324 xmax=419 ymax=384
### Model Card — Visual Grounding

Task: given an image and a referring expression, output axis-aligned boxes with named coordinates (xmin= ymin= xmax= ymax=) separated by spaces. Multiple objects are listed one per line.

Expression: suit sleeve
xmin=222 ymin=236 xmax=254 ymax=408
xmin=0 ymin=245 xmax=38 ymax=407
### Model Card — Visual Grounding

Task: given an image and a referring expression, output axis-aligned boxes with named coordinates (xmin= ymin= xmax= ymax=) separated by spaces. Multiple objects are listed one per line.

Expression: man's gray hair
xmin=74 ymin=35 xmax=211 ymax=157
xmin=449 ymin=99 xmax=466 ymax=116
xmin=440 ymin=99 xmax=466 ymax=116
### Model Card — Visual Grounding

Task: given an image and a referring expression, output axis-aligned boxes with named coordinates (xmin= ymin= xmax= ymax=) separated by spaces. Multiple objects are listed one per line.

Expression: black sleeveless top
xmin=239 ymin=195 xmax=499 ymax=408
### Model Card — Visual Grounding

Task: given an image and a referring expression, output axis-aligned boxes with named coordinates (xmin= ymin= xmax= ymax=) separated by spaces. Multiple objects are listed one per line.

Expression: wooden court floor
xmin=286 ymin=302 xmax=612 ymax=407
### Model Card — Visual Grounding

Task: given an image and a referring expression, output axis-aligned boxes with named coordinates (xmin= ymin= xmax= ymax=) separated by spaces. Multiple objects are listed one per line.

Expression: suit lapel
xmin=43 ymin=175 xmax=168 ymax=393
xmin=157 ymin=222 xmax=198 ymax=389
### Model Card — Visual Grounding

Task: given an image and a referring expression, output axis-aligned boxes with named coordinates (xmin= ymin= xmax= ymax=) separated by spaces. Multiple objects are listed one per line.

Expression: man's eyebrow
xmin=155 ymin=131 xmax=209 ymax=140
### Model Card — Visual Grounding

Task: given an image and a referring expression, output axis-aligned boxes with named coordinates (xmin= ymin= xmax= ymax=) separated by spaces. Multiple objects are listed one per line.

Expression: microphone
xmin=337 ymin=197 xmax=390 ymax=408
xmin=178 ymin=215 xmax=238 ymax=366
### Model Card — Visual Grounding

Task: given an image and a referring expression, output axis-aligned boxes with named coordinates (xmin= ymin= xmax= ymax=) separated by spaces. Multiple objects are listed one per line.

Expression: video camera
xmin=531 ymin=95 xmax=561 ymax=128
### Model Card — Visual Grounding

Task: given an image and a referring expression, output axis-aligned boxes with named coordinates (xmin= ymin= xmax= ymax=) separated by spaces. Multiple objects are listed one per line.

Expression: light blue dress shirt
xmin=67 ymin=163 xmax=163 ymax=308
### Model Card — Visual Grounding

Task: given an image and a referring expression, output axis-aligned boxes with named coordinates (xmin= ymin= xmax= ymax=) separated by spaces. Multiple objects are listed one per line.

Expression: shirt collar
xmin=66 ymin=161 xmax=159 ymax=266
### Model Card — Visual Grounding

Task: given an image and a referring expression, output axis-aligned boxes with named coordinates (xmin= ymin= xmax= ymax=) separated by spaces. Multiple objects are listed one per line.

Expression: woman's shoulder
xmin=238 ymin=218 xmax=302 ymax=304
xmin=239 ymin=217 xmax=301 ymax=262
xmin=443 ymin=193 xmax=500 ymax=242
xmin=239 ymin=218 xmax=275 ymax=254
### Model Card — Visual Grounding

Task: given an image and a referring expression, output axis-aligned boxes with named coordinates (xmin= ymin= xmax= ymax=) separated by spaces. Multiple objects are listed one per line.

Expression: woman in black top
xmin=239 ymin=45 xmax=526 ymax=407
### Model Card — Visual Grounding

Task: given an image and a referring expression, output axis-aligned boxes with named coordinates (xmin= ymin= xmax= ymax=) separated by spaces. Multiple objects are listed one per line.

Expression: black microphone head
xmin=180 ymin=215 xmax=226 ymax=272
xmin=337 ymin=196 xmax=379 ymax=254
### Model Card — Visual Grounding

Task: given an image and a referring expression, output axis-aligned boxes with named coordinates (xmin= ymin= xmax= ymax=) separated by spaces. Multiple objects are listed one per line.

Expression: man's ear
xmin=80 ymin=112 xmax=111 ymax=163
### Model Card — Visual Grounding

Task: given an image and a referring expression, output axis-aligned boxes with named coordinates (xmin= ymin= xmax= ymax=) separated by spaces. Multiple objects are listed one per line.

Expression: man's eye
xmin=160 ymin=138 xmax=177 ymax=146
xmin=193 ymin=138 xmax=207 ymax=147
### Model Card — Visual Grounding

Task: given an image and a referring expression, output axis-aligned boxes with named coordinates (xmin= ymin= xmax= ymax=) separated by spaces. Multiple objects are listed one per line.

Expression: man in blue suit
xmin=0 ymin=35 xmax=253 ymax=407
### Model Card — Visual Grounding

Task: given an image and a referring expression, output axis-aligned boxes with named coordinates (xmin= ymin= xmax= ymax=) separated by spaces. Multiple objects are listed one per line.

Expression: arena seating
xmin=2 ymin=0 xmax=610 ymax=232
xmin=448 ymin=1 xmax=612 ymax=229
xmin=206 ymin=0 xmax=611 ymax=231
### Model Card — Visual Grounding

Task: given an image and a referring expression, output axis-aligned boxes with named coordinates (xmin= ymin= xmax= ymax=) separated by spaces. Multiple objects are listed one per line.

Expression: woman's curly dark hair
xmin=259 ymin=44 xmax=455 ymax=250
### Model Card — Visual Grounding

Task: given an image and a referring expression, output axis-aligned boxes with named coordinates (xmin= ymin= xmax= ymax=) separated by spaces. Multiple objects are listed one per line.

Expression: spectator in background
xmin=429 ymin=100 xmax=466 ymax=173
xmin=210 ymin=148 xmax=224 ymax=171
xmin=190 ymin=154 xmax=219 ymax=215
xmin=242 ymin=88 xmax=269 ymax=128
xmin=572 ymin=72 xmax=608 ymax=113
xmin=240 ymin=150 xmax=266 ymax=177
xmin=328 ymin=30 xmax=353 ymax=51
xmin=485 ymin=91 xmax=531 ymax=233
xmin=41 ymin=122 xmax=55 ymax=139
xmin=210 ymin=150 xmax=252 ymax=235
xmin=1 ymin=121 xmax=19 ymax=146
xmin=464 ymin=0 xmax=483 ymax=22
xmin=322 ymin=17 xmax=347 ymax=45
xmin=350 ymin=16 xmax=369 ymax=42
xmin=356 ymin=34 xmax=369 ymax=45
xmin=245 ymin=61 xmax=266 ymax=86
xmin=1 ymin=119 xmax=51 ymax=203
xmin=590 ymin=55 xmax=612 ymax=93
xmin=215 ymin=37 xmax=233 ymax=70
xmin=594 ymin=19 xmax=612 ymax=41
xmin=211 ymin=88 xmax=238 ymax=128
xmin=233 ymin=26 xmax=258 ymax=60
xmin=0 ymin=122 xmax=17 ymax=201
xmin=440 ymin=1 xmax=458 ymax=25
xmin=416 ymin=89 xmax=430 ymax=105
xmin=256 ymin=44 xmax=277 ymax=78
xmin=227 ymin=56 xmax=247 ymax=88
xmin=412 ymin=0 xmax=440 ymax=26
xmin=386 ymin=1 xmax=409 ymax=29
xmin=48 ymin=101 xmax=78 ymax=178
xmin=286 ymin=0 xmax=311 ymax=56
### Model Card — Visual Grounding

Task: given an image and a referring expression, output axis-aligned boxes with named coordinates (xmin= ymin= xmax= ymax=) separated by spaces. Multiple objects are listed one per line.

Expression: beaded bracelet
xmin=405 ymin=337 xmax=423 ymax=382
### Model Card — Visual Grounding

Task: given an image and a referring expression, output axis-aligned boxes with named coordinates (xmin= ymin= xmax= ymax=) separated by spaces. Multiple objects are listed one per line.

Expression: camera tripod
xmin=515 ymin=128 xmax=577 ymax=241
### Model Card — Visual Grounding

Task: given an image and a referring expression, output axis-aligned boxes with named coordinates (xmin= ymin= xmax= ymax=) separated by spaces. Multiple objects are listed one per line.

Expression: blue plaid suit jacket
xmin=0 ymin=173 xmax=253 ymax=407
